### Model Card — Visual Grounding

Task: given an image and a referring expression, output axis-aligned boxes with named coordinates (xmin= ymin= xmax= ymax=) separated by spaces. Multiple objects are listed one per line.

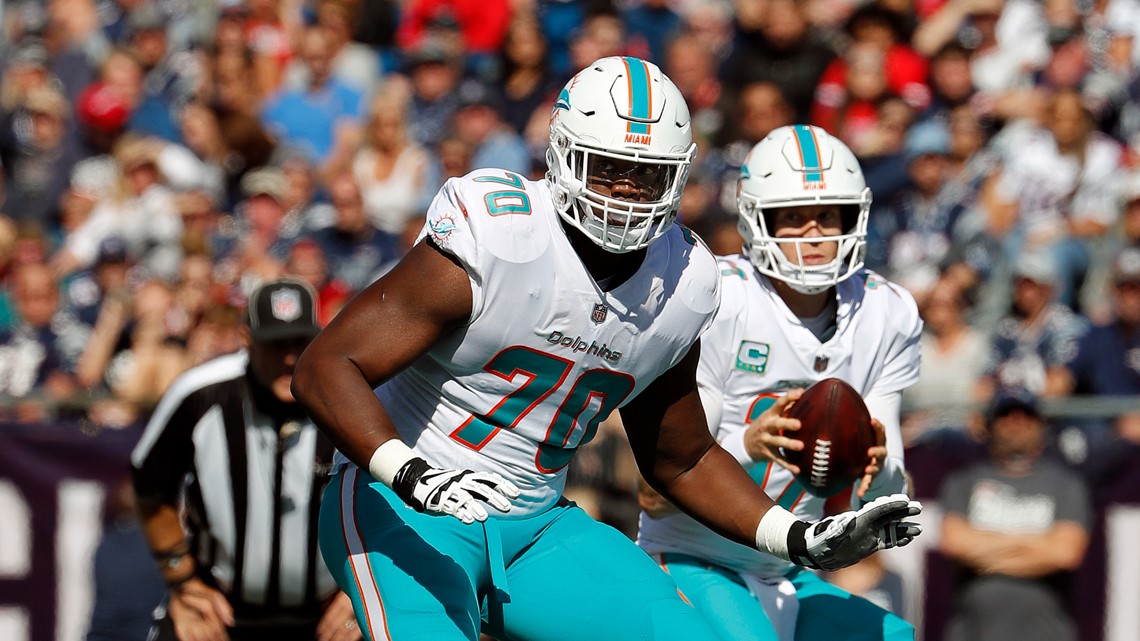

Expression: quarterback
xmin=293 ymin=60 xmax=920 ymax=641
xmin=638 ymin=125 xmax=923 ymax=641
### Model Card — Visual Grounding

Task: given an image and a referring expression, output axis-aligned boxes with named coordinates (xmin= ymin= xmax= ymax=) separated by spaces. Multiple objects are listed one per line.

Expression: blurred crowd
xmin=0 ymin=0 xmax=1137 ymax=482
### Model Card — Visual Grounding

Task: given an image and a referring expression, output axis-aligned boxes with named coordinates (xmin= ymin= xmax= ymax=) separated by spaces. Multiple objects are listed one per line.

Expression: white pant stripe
xmin=340 ymin=467 xmax=391 ymax=640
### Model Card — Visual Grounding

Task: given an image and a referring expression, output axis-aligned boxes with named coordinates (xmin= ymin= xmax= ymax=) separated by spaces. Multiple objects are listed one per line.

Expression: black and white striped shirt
xmin=131 ymin=352 xmax=337 ymax=615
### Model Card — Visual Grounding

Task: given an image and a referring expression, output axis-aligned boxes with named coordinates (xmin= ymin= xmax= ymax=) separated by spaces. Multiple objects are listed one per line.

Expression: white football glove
xmin=391 ymin=458 xmax=521 ymax=524
xmin=788 ymin=493 xmax=922 ymax=571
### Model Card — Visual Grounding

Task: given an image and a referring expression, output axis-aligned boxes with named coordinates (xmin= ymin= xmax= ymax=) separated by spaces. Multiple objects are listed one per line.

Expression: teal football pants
xmin=656 ymin=553 xmax=914 ymax=641
xmin=319 ymin=466 xmax=721 ymax=641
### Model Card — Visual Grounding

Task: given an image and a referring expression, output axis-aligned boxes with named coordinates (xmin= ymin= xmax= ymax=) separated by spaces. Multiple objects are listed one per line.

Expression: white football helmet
xmin=737 ymin=125 xmax=872 ymax=294
xmin=547 ymin=56 xmax=696 ymax=253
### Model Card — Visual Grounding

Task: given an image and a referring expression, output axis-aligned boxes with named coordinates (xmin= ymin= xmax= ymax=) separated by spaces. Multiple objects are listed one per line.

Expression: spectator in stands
xmin=452 ymin=79 xmax=529 ymax=175
xmin=703 ymin=82 xmax=794 ymax=218
xmin=721 ymin=0 xmax=835 ymax=122
xmin=283 ymin=0 xmax=381 ymax=97
xmin=2 ymin=86 xmax=82 ymax=224
xmin=920 ymin=42 xmax=980 ymax=125
xmin=976 ymin=251 xmax=1088 ymax=403
xmin=170 ymin=252 xmax=216 ymax=339
xmin=223 ymin=167 xmax=296 ymax=283
xmin=869 ymin=120 xmax=962 ymax=297
xmin=176 ymin=102 xmax=230 ymax=206
xmin=396 ymin=0 xmax=512 ymax=72
xmin=1061 ymin=248 xmax=1140 ymax=445
xmin=262 ymin=24 xmax=366 ymax=164
xmin=1082 ymin=172 xmax=1140 ymax=321
xmin=309 ymin=172 xmax=398 ymax=291
xmin=0 ymin=38 xmax=56 ymax=118
xmin=55 ymin=135 xmax=182 ymax=280
xmin=77 ymin=277 xmax=187 ymax=407
xmin=815 ymin=5 xmax=931 ymax=115
xmin=345 ymin=86 xmax=430 ymax=239
xmin=913 ymin=0 xmax=1050 ymax=98
xmin=1037 ymin=23 xmax=1090 ymax=95
xmin=663 ymin=29 xmax=722 ymax=145
xmin=286 ymin=238 xmax=350 ymax=325
xmin=239 ymin=0 xmax=295 ymax=97
xmin=405 ymin=35 xmax=464 ymax=148
xmin=812 ymin=41 xmax=897 ymax=155
xmin=622 ymin=0 xmax=683 ymax=65
xmin=211 ymin=45 xmax=261 ymax=118
xmin=80 ymin=49 xmax=145 ymax=151
xmin=65 ymin=235 xmax=130 ymax=327
xmin=902 ymin=277 xmax=989 ymax=444
xmin=939 ymin=388 xmax=1091 ymax=641
xmin=982 ymin=88 xmax=1123 ymax=309
xmin=568 ymin=11 xmax=626 ymax=73
xmin=277 ymin=147 xmax=336 ymax=233
xmin=125 ymin=5 xmax=202 ymax=142
xmin=132 ymin=278 xmax=359 ymax=641
xmin=498 ymin=15 xmax=557 ymax=135
xmin=184 ymin=303 xmax=244 ymax=368
xmin=58 ymin=157 xmax=117 ymax=246
xmin=0 ymin=262 xmax=83 ymax=402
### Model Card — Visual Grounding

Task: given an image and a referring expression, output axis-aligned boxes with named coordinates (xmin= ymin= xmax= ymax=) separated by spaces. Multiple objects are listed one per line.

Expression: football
xmin=781 ymin=378 xmax=876 ymax=498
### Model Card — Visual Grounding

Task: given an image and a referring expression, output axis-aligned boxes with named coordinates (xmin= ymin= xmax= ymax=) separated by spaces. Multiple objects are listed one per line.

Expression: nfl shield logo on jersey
xmin=271 ymin=288 xmax=302 ymax=322
xmin=813 ymin=356 xmax=829 ymax=373
xmin=591 ymin=303 xmax=608 ymax=324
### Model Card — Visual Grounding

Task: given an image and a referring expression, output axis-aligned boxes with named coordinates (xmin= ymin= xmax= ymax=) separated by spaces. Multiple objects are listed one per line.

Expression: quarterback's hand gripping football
xmin=788 ymin=493 xmax=922 ymax=571
xmin=392 ymin=457 xmax=521 ymax=524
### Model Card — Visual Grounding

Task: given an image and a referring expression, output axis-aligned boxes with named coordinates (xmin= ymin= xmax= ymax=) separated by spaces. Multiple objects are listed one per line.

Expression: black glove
xmin=392 ymin=458 xmax=521 ymax=524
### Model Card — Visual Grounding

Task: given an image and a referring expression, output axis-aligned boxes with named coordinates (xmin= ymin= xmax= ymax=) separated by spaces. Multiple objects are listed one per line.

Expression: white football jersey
xmin=372 ymin=169 xmax=720 ymax=517
xmin=637 ymin=254 xmax=921 ymax=577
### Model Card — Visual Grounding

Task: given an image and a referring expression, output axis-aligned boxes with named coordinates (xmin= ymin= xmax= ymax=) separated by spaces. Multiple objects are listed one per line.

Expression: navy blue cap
xmin=987 ymin=388 xmax=1042 ymax=425
xmin=97 ymin=236 xmax=129 ymax=264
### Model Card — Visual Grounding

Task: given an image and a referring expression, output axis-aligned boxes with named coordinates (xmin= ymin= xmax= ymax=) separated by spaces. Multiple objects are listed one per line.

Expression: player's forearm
xmin=292 ymin=350 xmax=403 ymax=470
xmin=653 ymin=442 xmax=776 ymax=549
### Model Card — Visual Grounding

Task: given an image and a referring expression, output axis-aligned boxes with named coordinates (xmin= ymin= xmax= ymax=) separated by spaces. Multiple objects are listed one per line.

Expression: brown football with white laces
xmin=781 ymin=378 xmax=875 ymax=498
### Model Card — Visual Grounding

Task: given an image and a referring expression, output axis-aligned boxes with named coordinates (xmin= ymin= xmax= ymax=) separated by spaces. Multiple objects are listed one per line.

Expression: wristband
xmin=754 ymin=505 xmax=800 ymax=562
xmin=368 ymin=439 xmax=418 ymax=486
xmin=391 ymin=457 xmax=432 ymax=510
xmin=165 ymin=569 xmax=197 ymax=588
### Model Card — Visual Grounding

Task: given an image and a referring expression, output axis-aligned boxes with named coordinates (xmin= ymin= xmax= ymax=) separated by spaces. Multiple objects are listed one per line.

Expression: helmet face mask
xmin=736 ymin=125 xmax=872 ymax=294
xmin=547 ymin=57 xmax=696 ymax=253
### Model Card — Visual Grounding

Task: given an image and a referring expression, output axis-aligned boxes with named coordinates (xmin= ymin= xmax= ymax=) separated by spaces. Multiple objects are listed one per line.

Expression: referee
xmin=132 ymin=278 xmax=361 ymax=641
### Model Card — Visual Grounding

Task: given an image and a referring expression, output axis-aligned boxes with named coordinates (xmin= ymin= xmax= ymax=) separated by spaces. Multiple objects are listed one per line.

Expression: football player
xmin=293 ymin=60 xmax=920 ymax=641
xmin=637 ymin=124 xmax=923 ymax=641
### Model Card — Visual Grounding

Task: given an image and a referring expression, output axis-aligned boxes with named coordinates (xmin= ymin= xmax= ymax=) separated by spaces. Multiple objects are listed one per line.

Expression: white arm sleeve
xmin=853 ymin=390 xmax=908 ymax=507
xmin=865 ymin=390 xmax=904 ymax=462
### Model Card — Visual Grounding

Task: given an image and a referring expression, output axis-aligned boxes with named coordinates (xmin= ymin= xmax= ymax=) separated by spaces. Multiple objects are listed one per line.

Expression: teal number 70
xmin=450 ymin=346 xmax=635 ymax=473
xmin=474 ymin=171 xmax=532 ymax=216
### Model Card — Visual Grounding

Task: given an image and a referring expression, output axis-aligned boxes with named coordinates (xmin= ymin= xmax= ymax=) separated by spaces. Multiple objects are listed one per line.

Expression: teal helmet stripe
xmin=623 ymin=56 xmax=651 ymax=134
xmin=792 ymin=124 xmax=823 ymax=183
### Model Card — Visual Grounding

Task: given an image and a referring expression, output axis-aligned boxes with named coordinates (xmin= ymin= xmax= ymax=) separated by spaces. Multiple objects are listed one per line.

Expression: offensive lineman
xmin=292 ymin=61 xmax=921 ymax=641
xmin=637 ymin=125 xmax=923 ymax=641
